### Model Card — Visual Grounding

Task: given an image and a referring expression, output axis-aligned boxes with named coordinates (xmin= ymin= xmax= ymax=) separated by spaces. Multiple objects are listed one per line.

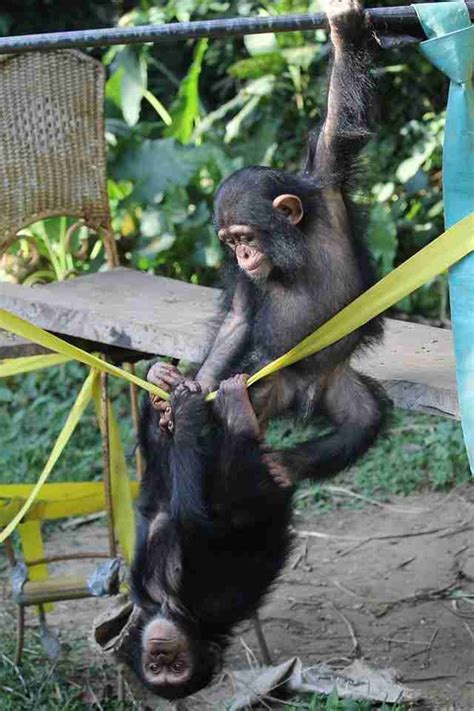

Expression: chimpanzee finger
xmin=159 ymin=405 xmax=174 ymax=433
xmin=147 ymin=362 xmax=183 ymax=389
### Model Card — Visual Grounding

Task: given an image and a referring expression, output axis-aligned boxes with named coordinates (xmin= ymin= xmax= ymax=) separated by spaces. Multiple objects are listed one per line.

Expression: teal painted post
xmin=413 ymin=2 xmax=474 ymax=472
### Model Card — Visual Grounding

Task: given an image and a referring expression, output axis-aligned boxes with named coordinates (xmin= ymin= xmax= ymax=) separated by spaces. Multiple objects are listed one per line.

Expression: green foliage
xmin=1 ymin=0 xmax=453 ymax=317
xmin=293 ymin=408 xmax=470 ymax=513
xmin=284 ymin=692 xmax=403 ymax=710
xmin=0 ymin=363 xmax=134 ymax=486
xmin=165 ymin=38 xmax=209 ymax=143
xmin=0 ymin=618 xmax=123 ymax=710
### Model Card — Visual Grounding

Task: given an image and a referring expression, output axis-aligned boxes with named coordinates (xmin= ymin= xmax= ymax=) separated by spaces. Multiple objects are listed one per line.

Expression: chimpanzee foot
xmin=261 ymin=451 xmax=294 ymax=489
xmin=214 ymin=374 xmax=260 ymax=439
xmin=168 ymin=380 xmax=206 ymax=439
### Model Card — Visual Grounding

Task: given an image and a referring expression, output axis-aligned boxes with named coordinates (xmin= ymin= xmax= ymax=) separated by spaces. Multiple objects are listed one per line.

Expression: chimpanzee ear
xmin=272 ymin=194 xmax=304 ymax=225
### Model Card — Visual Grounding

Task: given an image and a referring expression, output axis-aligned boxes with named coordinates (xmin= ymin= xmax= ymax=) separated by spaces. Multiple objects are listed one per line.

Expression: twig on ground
xmin=60 ymin=512 xmax=105 ymax=530
xmin=394 ymin=556 xmax=417 ymax=569
xmin=383 ymin=637 xmax=429 ymax=646
xmin=295 ymin=529 xmax=362 ymax=542
xmin=239 ymin=636 xmax=259 ymax=669
xmin=321 ymin=485 xmax=426 ymax=514
xmin=332 ymin=580 xmax=367 ymax=601
xmin=402 ymin=674 xmax=457 ymax=683
xmin=437 ymin=519 xmax=473 ymax=538
xmin=330 ymin=602 xmax=361 ymax=657
xmin=463 ymin=621 xmax=474 ymax=644
xmin=334 ymin=578 xmax=461 ymax=616
xmin=425 ymin=627 xmax=439 ymax=667
xmin=336 ymin=539 xmax=369 ymax=558
xmin=297 ymin=523 xmax=462 ymax=550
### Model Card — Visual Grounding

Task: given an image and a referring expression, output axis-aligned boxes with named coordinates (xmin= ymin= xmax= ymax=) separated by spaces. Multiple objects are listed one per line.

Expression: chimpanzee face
xmin=137 ymin=614 xmax=221 ymax=700
xmin=217 ymin=194 xmax=304 ymax=281
xmin=141 ymin=617 xmax=193 ymax=690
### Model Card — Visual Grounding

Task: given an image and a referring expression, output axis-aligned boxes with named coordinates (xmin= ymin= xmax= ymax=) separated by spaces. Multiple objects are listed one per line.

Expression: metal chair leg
xmin=14 ymin=605 xmax=25 ymax=666
xmin=253 ymin=613 xmax=272 ymax=666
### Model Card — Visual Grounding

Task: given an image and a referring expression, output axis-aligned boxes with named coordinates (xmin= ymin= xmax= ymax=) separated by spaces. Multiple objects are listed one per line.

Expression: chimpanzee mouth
xmin=246 ymin=258 xmax=265 ymax=273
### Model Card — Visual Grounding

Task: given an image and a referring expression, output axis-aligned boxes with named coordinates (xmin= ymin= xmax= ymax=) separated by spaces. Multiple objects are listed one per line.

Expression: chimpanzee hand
xmin=214 ymin=374 xmax=261 ymax=440
xmin=323 ymin=0 xmax=365 ymax=47
xmin=147 ymin=361 xmax=184 ymax=432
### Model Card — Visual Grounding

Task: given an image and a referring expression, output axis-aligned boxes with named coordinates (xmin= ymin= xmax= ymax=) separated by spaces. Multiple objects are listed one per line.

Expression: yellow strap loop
xmin=0 ymin=213 xmax=473 ymax=542
xmin=1 ymin=213 xmax=473 ymax=401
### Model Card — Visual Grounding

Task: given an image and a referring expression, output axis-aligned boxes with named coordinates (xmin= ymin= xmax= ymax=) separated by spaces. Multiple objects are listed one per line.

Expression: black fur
xmin=197 ymin=6 xmax=388 ymax=483
xmin=126 ymin=387 xmax=294 ymax=699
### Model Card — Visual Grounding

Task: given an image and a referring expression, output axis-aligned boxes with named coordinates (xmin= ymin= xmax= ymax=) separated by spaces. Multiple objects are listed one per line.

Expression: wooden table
xmin=0 ymin=267 xmax=458 ymax=417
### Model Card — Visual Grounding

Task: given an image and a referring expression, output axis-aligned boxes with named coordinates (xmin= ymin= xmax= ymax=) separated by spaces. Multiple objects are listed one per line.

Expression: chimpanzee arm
xmin=212 ymin=375 xmax=289 ymax=524
xmin=304 ymin=0 xmax=373 ymax=187
xmin=136 ymin=398 xmax=172 ymax=520
xmin=196 ymin=279 xmax=252 ymax=391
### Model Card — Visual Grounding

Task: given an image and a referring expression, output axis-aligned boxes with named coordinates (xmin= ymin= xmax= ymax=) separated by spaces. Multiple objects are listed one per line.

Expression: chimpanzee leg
xmin=167 ymin=380 xmax=211 ymax=524
xmin=277 ymin=366 xmax=386 ymax=482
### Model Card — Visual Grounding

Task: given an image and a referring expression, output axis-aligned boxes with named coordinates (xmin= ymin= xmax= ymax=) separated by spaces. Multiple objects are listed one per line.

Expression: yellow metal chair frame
xmin=0 ymin=49 xmax=141 ymax=662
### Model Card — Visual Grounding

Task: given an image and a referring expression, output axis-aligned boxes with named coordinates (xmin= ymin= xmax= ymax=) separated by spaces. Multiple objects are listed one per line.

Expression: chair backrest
xmin=0 ymin=50 xmax=117 ymax=265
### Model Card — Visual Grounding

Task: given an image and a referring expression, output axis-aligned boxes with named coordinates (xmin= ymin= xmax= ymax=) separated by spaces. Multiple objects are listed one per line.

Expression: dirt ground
xmin=7 ymin=485 xmax=474 ymax=710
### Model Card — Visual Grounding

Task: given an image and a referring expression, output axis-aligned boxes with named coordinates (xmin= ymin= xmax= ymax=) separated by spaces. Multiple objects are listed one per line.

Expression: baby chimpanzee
xmin=127 ymin=372 xmax=293 ymax=700
xmin=149 ymin=0 xmax=387 ymax=486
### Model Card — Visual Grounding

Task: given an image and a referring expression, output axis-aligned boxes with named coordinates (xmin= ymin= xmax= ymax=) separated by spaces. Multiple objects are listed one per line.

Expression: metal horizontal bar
xmin=0 ymin=4 xmax=472 ymax=54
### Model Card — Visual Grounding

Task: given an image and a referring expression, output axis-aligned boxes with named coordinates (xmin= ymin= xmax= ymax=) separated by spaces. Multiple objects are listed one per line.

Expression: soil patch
xmin=5 ymin=487 xmax=473 ymax=709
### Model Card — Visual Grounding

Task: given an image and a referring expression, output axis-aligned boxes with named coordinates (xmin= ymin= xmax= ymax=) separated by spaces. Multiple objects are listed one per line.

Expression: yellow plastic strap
xmin=0 ymin=369 xmax=99 ymax=543
xmin=0 ymin=214 xmax=472 ymax=405
xmin=0 ymin=354 xmax=71 ymax=378
xmin=209 ymin=212 xmax=474 ymax=398
xmin=92 ymin=381 xmax=136 ymax=563
xmin=0 ymin=309 xmax=169 ymax=401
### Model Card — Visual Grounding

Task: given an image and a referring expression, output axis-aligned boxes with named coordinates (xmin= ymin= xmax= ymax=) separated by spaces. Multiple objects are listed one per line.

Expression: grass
xmin=1 ymin=362 xmax=470 ymax=498
xmin=0 ymin=616 xmax=405 ymax=710
xmin=0 ymin=613 xmax=123 ymax=710
xmin=0 ymin=363 xmax=471 ymax=709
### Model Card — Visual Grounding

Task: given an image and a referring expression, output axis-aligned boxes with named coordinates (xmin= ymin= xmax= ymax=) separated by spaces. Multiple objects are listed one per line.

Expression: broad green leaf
xmin=112 ymin=138 xmax=206 ymax=204
xmin=373 ymin=182 xmax=395 ymax=203
xmin=120 ymin=49 xmax=147 ymax=127
xmin=396 ymin=137 xmax=436 ymax=183
xmin=282 ymin=45 xmax=319 ymax=69
xmin=228 ymin=53 xmax=286 ymax=80
xmin=244 ymin=32 xmax=278 ymax=56
xmin=367 ymin=203 xmax=398 ymax=275
xmin=166 ymin=38 xmax=208 ymax=144
xmin=225 ymin=95 xmax=261 ymax=143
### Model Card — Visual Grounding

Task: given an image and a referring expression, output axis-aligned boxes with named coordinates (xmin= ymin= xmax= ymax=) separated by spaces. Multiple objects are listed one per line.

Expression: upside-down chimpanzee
xmin=150 ymin=0 xmax=387 ymax=486
xmin=126 ymin=374 xmax=293 ymax=699
xmin=128 ymin=0 xmax=387 ymax=700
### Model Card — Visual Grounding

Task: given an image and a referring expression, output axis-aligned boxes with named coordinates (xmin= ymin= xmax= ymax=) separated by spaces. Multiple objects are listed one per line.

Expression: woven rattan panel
xmin=0 ymin=50 xmax=111 ymax=253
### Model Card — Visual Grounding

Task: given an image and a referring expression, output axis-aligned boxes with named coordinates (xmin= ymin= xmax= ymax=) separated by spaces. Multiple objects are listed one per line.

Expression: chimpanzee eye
xmin=172 ymin=661 xmax=185 ymax=674
xmin=149 ymin=662 xmax=161 ymax=674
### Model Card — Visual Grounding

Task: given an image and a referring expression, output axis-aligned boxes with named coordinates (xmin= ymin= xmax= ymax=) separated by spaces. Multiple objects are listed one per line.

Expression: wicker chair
xmin=0 ymin=49 xmax=117 ymax=264
xmin=0 ymin=50 xmax=124 ymax=664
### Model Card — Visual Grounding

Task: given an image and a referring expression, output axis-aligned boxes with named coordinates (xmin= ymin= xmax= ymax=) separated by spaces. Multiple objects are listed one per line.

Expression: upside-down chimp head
xmin=215 ymin=166 xmax=318 ymax=280
xmin=126 ymin=612 xmax=222 ymax=700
